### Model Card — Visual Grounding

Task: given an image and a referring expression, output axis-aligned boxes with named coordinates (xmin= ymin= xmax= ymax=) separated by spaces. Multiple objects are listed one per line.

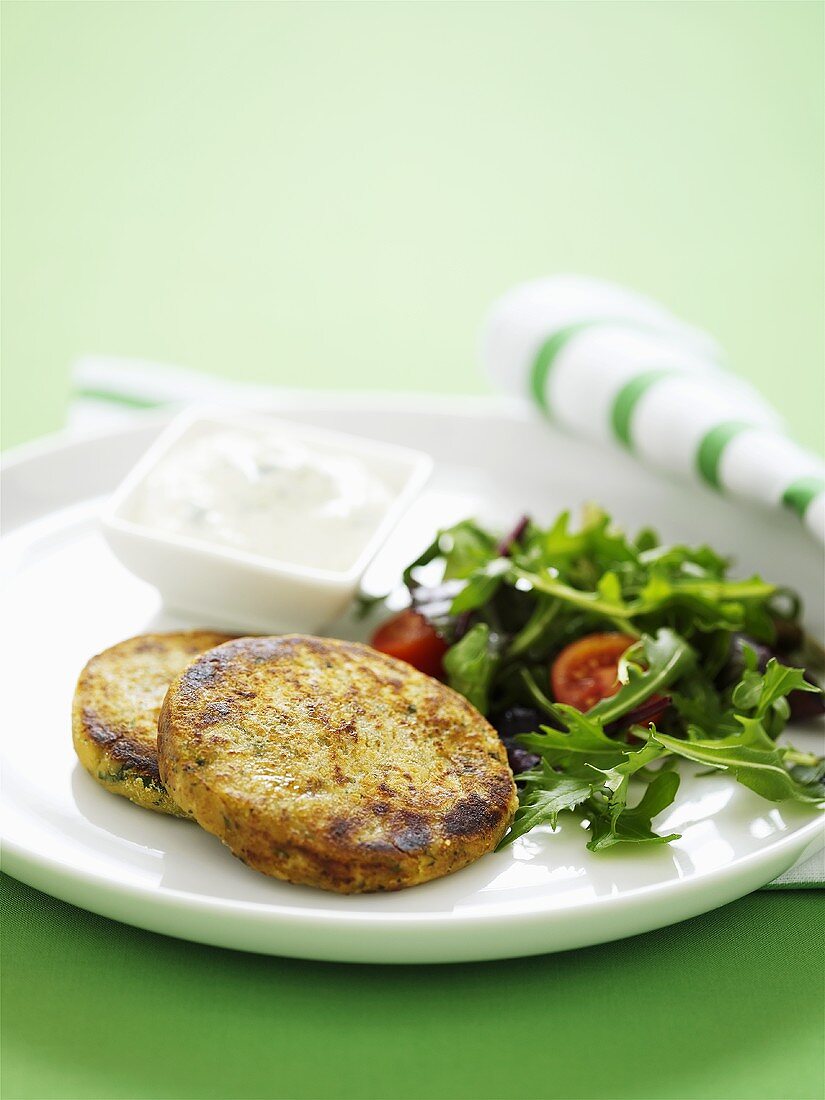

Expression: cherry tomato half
xmin=550 ymin=632 xmax=667 ymax=723
xmin=370 ymin=609 xmax=448 ymax=679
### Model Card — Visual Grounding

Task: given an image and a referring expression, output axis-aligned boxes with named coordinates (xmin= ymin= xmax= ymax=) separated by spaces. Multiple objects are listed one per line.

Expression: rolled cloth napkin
xmin=482 ymin=275 xmax=825 ymax=543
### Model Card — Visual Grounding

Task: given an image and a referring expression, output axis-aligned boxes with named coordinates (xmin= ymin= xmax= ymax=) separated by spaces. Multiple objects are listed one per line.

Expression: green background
xmin=2 ymin=0 xmax=824 ymax=454
xmin=2 ymin=3 xmax=823 ymax=1100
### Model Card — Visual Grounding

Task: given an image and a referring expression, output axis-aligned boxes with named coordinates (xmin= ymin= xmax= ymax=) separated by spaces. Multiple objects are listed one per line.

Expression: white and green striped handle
xmin=483 ymin=276 xmax=825 ymax=543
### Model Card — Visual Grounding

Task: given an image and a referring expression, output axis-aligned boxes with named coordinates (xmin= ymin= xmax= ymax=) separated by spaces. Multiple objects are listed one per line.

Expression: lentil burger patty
xmin=158 ymin=635 xmax=517 ymax=892
xmin=73 ymin=631 xmax=235 ymax=816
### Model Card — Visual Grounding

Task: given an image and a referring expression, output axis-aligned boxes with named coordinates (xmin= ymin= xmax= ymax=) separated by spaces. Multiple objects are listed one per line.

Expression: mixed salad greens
xmin=368 ymin=508 xmax=825 ymax=852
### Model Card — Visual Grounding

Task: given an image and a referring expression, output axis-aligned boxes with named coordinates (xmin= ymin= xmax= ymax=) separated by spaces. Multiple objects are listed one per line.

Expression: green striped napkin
xmin=482 ymin=276 xmax=825 ymax=543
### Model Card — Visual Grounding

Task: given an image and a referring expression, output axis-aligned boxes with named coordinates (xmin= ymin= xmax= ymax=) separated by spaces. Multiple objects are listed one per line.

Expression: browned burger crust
xmin=158 ymin=635 xmax=517 ymax=892
xmin=72 ymin=631 xmax=236 ymax=816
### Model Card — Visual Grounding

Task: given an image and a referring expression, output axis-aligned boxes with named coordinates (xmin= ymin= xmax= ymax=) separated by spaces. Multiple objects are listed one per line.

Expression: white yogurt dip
xmin=103 ymin=408 xmax=432 ymax=632
xmin=129 ymin=424 xmax=398 ymax=572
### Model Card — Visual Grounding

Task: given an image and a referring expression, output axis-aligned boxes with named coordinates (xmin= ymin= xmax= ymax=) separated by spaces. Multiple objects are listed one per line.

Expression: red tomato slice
xmin=550 ymin=632 xmax=667 ymax=722
xmin=370 ymin=609 xmax=448 ymax=679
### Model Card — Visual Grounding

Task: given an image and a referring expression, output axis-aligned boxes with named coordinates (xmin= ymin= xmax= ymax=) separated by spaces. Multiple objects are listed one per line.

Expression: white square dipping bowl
xmin=100 ymin=407 xmax=433 ymax=633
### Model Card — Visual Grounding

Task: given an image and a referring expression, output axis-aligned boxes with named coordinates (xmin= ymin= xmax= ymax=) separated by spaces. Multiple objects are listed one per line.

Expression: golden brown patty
xmin=158 ymin=635 xmax=517 ymax=892
xmin=73 ymin=631 xmax=236 ymax=816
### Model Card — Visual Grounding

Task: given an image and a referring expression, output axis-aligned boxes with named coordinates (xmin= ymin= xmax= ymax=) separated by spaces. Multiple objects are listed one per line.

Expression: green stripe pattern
xmin=530 ymin=322 xmax=594 ymax=412
xmin=74 ymin=386 xmax=164 ymax=410
xmin=696 ymin=420 xmax=753 ymax=489
xmin=529 ymin=317 xmax=711 ymax=418
xmin=610 ymin=369 xmax=673 ymax=448
xmin=782 ymin=476 xmax=825 ymax=518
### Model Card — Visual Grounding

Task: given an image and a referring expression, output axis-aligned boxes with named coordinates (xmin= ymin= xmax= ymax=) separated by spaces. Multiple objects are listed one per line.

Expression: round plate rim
xmin=4 ymin=814 xmax=823 ymax=928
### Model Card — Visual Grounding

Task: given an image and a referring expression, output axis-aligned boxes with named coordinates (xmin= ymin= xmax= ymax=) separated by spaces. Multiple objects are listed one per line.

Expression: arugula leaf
xmin=635 ymin=572 xmax=775 ymax=614
xmin=449 ymin=558 xmax=510 ymax=614
xmin=506 ymin=596 xmax=560 ymax=659
xmin=402 ymin=520 xmax=497 ymax=588
xmin=788 ymin=759 xmax=825 ymax=788
xmin=439 ymin=521 xmax=498 ymax=580
xmin=401 ymin=534 xmax=444 ymax=589
xmin=639 ymin=542 xmax=728 ymax=577
xmin=586 ymin=770 xmax=682 ymax=851
xmin=597 ymin=571 xmax=623 ymax=605
xmin=443 ymin=622 xmax=496 ymax=713
xmin=519 ymin=508 xmax=636 ymax=578
xmin=517 ymin=706 xmax=629 ymax=774
xmin=607 ymin=740 xmax=670 ymax=783
xmin=732 ymin=658 xmax=821 ymax=720
xmin=587 ymin=629 xmax=696 ymax=724
xmin=510 ymin=565 xmax=638 ymax=633
xmin=634 ymin=526 xmax=660 ymax=553
xmin=498 ymin=765 xmax=597 ymax=848
xmin=510 ymin=565 xmax=775 ymax=642
xmin=670 ymin=673 xmax=740 ymax=739
xmin=652 ymin=721 xmax=825 ymax=804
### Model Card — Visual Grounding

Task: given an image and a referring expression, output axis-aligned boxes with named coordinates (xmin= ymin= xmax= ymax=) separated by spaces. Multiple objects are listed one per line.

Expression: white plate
xmin=2 ymin=393 xmax=823 ymax=964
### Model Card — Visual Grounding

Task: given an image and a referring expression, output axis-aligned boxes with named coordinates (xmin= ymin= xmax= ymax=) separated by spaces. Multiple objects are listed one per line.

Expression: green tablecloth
xmin=2 ymin=4 xmax=823 ymax=1099
xmin=3 ymin=877 xmax=824 ymax=1100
